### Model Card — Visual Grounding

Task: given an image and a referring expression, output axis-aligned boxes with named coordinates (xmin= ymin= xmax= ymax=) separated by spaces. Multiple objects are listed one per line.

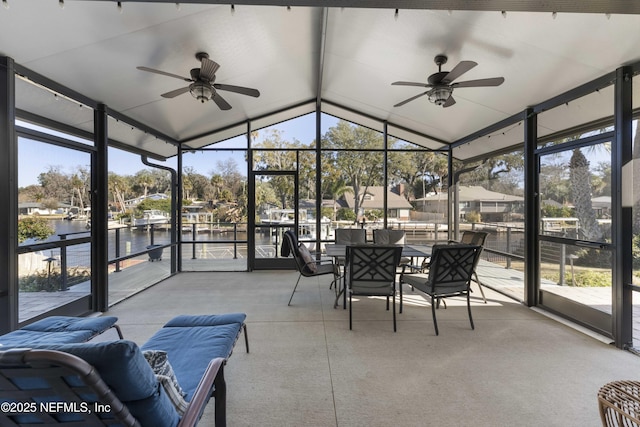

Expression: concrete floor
xmin=102 ymin=270 xmax=640 ymax=427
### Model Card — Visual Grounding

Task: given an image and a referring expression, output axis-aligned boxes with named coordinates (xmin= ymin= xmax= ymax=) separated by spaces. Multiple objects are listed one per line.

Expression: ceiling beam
xmin=71 ymin=1 xmax=640 ymax=14
xmin=316 ymin=8 xmax=328 ymax=108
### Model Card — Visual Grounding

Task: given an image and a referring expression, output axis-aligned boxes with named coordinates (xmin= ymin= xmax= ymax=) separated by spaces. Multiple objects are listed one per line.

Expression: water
xmin=25 ymin=220 xmax=525 ymax=268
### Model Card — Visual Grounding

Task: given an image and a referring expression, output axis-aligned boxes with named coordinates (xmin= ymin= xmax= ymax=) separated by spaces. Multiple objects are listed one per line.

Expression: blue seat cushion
xmin=142 ymin=314 xmax=245 ymax=400
xmin=4 ymin=340 xmax=180 ymax=427
xmin=0 ymin=316 xmax=118 ymax=346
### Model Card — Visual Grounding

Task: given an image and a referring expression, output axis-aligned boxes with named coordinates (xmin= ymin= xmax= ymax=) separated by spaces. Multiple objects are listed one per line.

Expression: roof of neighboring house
xmin=342 ymin=187 xmax=413 ymax=210
xmin=415 ymin=186 xmax=524 ymax=203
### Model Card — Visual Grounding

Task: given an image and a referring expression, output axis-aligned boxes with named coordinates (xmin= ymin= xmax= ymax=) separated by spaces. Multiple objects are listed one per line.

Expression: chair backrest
xmin=283 ymin=230 xmax=316 ymax=275
xmin=427 ymin=244 xmax=482 ymax=295
xmin=373 ymin=229 xmax=406 ymax=245
xmin=460 ymin=230 xmax=488 ymax=246
xmin=346 ymin=245 xmax=402 ymax=295
xmin=335 ymin=228 xmax=366 ymax=245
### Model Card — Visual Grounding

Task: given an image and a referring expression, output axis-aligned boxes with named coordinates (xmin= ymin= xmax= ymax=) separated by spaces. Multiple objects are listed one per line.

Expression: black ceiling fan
xmin=392 ymin=55 xmax=504 ymax=108
xmin=137 ymin=52 xmax=260 ymax=110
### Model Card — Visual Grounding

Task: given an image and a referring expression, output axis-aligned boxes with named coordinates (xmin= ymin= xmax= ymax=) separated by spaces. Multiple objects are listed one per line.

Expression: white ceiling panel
xmin=1 ymin=2 xmax=639 ymax=160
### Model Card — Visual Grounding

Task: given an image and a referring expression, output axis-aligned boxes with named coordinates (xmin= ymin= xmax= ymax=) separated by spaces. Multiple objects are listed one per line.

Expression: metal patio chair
xmin=345 ymin=245 xmax=403 ymax=332
xmin=400 ymin=243 xmax=482 ymax=335
xmin=283 ymin=230 xmax=339 ymax=306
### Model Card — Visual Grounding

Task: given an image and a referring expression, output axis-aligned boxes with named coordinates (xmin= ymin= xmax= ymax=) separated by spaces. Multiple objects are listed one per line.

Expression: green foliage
xmin=365 ymin=209 xmax=383 ymax=221
xmin=569 ymin=270 xmax=610 ymax=287
xmin=633 ymin=234 xmax=640 ymax=269
xmin=19 ymin=267 xmax=90 ymax=292
xmin=465 ymin=211 xmax=481 ymax=223
xmin=573 ymin=248 xmax=611 ymax=269
xmin=337 ymin=207 xmax=356 ymax=221
xmin=136 ymin=198 xmax=171 ymax=213
xmin=18 ymin=217 xmax=54 ymax=243
xmin=541 ymin=204 xmax=573 ymax=218
xmin=320 ymin=207 xmax=333 ymax=219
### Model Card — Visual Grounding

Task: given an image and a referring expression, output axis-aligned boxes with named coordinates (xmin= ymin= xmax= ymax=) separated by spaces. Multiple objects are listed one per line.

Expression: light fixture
xmin=501 ymin=10 xmax=507 ymax=18
xmin=59 ymin=0 xmax=64 ymax=9
xmin=552 ymin=11 xmax=557 ymax=19
xmin=117 ymin=2 xmax=122 ymax=13
xmin=230 ymin=4 xmax=235 ymax=15
xmin=190 ymin=81 xmax=213 ymax=103
xmin=2 ymin=0 xmax=8 ymax=10
xmin=427 ymin=87 xmax=452 ymax=106
xmin=175 ymin=3 xmax=181 ymax=11
xmin=394 ymin=9 xmax=398 ymax=20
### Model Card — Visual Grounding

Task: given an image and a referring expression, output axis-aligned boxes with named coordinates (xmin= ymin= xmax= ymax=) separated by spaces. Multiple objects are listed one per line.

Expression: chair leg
xmin=392 ymin=292 xmax=397 ymax=332
xmin=467 ymin=292 xmax=475 ymax=330
xmin=243 ymin=324 xmax=250 ymax=353
xmin=349 ymin=293 xmax=353 ymax=330
xmin=473 ymin=271 xmax=487 ymax=303
xmin=399 ymin=280 xmax=404 ymax=314
xmin=431 ymin=295 xmax=439 ymax=336
xmin=287 ymin=273 xmax=303 ymax=306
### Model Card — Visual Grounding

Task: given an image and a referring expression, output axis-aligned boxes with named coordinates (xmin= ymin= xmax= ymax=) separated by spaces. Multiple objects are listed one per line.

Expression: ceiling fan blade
xmin=161 ymin=86 xmax=191 ymax=98
xmin=394 ymin=91 xmax=429 ymax=108
xmin=391 ymin=81 xmax=431 ymax=88
xmin=452 ymin=77 xmax=505 ymax=88
xmin=212 ymin=92 xmax=232 ymax=110
xmin=199 ymin=57 xmax=220 ymax=81
xmin=137 ymin=66 xmax=192 ymax=82
xmin=442 ymin=61 xmax=477 ymax=83
xmin=443 ymin=95 xmax=456 ymax=108
xmin=214 ymin=84 xmax=260 ymax=97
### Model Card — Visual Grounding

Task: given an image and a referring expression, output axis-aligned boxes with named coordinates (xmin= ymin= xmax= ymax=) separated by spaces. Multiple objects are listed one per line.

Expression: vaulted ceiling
xmin=2 ymin=1 xmax=640 ymax=160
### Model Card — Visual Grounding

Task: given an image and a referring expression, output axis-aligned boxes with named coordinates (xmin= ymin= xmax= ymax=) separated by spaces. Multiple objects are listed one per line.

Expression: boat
xmin=133 ymin=210 xmax=170 ymax=227
xmin=261 ymin=208 xmax=333 ymax=251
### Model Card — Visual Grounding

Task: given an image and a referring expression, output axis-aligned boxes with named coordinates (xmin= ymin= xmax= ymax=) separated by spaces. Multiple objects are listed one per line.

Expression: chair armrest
xmin=177 ymin=357 xmax=225 ymax=427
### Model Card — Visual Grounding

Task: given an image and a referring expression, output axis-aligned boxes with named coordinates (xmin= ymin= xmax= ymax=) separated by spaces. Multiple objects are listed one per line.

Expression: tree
xmin=38 ymin=166 xmax=72 ymax=203
xmin=569 ymin=148 xmax=603 ymax=241
xmin=108 ymin=173 xmax=129 ymax=213
xmin=132 ymin=170 xmax=154 ymax=198
xmin=322 ymin=121 xmax=384 ymax=219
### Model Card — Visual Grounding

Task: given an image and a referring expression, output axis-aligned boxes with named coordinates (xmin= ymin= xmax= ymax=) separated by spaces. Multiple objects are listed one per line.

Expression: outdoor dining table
xmin=325 ymin=243 xmax=432 ymax=309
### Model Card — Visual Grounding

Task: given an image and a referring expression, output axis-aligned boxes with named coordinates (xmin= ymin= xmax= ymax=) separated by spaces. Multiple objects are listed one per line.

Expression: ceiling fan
xmin=392 ymin=55 xmax=504 ymax=108
xmin=137 ymin=52 xmax=260 ymax=110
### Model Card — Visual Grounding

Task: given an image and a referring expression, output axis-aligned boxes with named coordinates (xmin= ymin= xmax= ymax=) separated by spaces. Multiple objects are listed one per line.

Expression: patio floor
xmin=94 ymin=269 xmax=640 ymax=426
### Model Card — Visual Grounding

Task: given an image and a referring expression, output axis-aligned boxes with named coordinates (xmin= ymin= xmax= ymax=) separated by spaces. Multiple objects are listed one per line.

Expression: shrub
xmin=18 ymin=217 xmax=54 ymax=243
xmin=465 ymin=211 xmax=481 ymax=223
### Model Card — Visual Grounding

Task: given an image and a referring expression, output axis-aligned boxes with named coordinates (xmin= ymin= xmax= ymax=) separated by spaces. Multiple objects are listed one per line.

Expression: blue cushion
xmin=0 ymin=316 xmax=118 ymax=346
xmin=0 ymin=329 xmax=94 ymax=346
xmin=142 ymin=318 xmax=243 ymax=400
xmin=164 ymin=313 xmax=246 ymax=328
xmin=5 ymin=340 xmax=180 ymax=427
xmin=22 ymin=316 xmax=118 ymax=334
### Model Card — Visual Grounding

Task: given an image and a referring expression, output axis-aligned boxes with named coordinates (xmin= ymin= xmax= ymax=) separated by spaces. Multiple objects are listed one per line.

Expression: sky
xmin=18 ymin=113 xmax=336 ymax=187
xmin=17 ymin=113 xmax=628 ymax=187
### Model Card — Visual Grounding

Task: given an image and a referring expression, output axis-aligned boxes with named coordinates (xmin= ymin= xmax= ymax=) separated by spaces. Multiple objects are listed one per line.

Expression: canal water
xmin=25 ymin=220 xmax=524 ymax=268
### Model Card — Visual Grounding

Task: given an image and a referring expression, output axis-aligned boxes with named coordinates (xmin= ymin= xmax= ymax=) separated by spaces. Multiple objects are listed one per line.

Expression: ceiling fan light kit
xmin=190 ymin=81 xmax=213 ymax=103
xmin=427 ymin=87 xmax=452 ymax=106
xmin=392 ymin=54 xmax=504 ymax=108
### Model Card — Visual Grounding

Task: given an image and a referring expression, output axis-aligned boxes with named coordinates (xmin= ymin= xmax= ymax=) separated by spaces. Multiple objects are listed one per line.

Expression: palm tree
xmin=569 ymin=147 xmax=604 ymax=241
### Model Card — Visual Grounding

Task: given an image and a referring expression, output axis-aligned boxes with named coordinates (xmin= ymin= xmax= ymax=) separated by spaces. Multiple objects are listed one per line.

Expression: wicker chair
xmin=598 ymin=380 xmax=640 ymax=426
